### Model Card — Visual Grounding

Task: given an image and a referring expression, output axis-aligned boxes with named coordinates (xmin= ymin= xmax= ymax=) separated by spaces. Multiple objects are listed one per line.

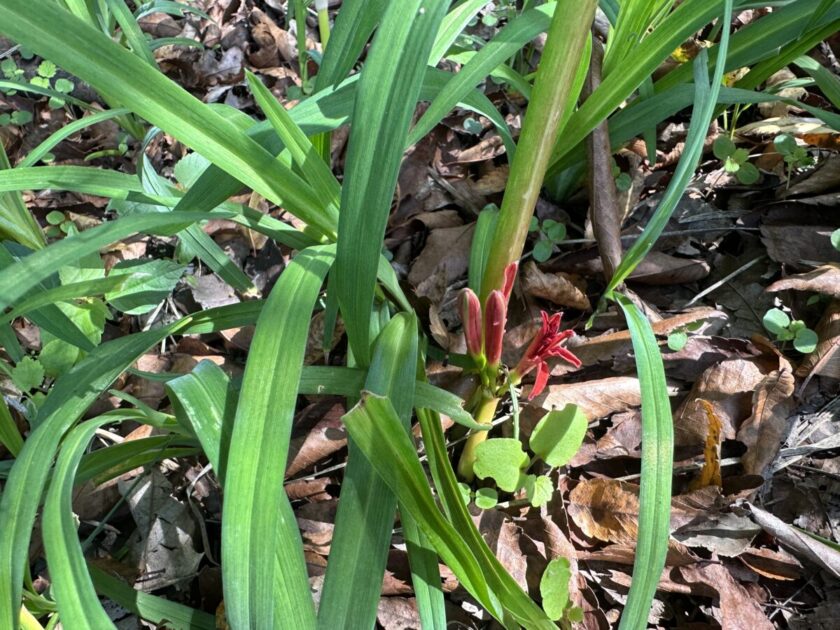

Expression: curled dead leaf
xmin=521 ymin=261 xmax=590 ymax=311
xmin=767 ymin=264 xmax=840 ymax=297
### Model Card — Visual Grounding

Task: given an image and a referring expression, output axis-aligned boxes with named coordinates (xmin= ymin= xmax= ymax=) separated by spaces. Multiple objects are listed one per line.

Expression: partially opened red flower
xmin=514 ymin=311 xmax=581 ymax=399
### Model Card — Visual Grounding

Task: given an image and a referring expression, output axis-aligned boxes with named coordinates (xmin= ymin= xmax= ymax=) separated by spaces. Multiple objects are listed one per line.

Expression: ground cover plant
xmin=1 ymin=0 xmax=840 ymax=628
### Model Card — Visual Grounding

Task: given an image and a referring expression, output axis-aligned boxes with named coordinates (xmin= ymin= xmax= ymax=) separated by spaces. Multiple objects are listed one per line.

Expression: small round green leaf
xmin=544 ymin=221 xmax=566 ymax=243
xmin=540 ymin=557 xmax=572 ymax=621
xmin=831 ymin=228 xmax=840 ymax=252
xmin=473 ymin=438 xmax=529 ymax=492
xmin=533 ymin=238 xmax=553 ymax=263
xmin=54 ymin=78 xmax=74 ymax=93
xmin=794 ymin=327 xmax=818 ymax=354
xmin=474 ymin=487 xmax=498 ymax=510
xmin=713 ymin=135 xmax=736 ymax=160
xmin=457 ymin=482 xmax=472 ymax=506
xmin=529 ymin=404 xmax=588 ymax=467
xmin=46 ymin=210 xmax=65 ymax=225
xmin=37 ymin=59 xmax=56 ymax=78
xmin=667 ymin=331 xmax=688 ymax=351
xmin=737 ymin=161 xmax=759 ymax=185
xmin=773 ymin=134 xmax=797 ymax=155
xmin=763 ymin=308 xmax=790 ymax=337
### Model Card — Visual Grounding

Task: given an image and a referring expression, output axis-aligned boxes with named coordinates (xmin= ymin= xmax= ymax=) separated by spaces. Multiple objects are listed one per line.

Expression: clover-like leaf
xmin=832 ymin=228 xmax=840 ymax=252
xmin=532 ymin=238 xmax=553 ymax=263
xmin=529 ymin=404 xmax=588 ymax=468
xmin=763 ymin=307 xmax=790 ymax=337
xmin=736 ymin=161 xmax=759 ymax=185
xmin=543 ymin=219 xmax=566 ymax=243
xmin=773 ymin=133 xmax=797 ymax=155
xmin=713 ymin=135 xmax=736 ymax=160
xmin=474 ymin=487 xmax=498 ymax=510
xmin=540 ymin=557 xmax=572 ymax=621
xmin=667 ymin=331 xmax=688 ymax=351
xmin=37 ymin=59 xmax=56 ymax=79
xmin=473 ymin=438 xmax=529 ymax=492
xmin=794 ymin=327 xmax=818 ymax=354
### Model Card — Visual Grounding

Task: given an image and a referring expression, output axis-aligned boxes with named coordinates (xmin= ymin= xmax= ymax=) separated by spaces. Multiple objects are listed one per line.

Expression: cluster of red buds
xmin=460 ymin=262 xmax=581 ymax=399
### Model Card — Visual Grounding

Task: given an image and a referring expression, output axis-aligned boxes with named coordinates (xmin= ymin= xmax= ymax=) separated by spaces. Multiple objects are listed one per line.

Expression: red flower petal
xmin=528 ymin=360 xmax=550 ymax=400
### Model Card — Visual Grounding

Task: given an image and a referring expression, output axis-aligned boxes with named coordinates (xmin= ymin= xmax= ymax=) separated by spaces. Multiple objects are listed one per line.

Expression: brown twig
xmin=583 ymin=37 xmax=622 ymax=283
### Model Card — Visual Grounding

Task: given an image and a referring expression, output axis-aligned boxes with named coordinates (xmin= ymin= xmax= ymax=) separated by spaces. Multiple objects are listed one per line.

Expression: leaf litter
xmin=2 ymin=3 xmax=840 ymax=628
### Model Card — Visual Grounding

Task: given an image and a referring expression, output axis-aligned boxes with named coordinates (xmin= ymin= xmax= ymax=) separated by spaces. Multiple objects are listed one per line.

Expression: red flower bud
xmin=460 ymin=289 xmax=483 ymax=358
xmin=483 ymin=290 xmax=506 ymax=366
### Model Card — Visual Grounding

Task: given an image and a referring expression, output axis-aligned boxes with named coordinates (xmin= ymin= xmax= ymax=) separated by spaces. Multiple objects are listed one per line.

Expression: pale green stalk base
xmin=457 ymin=394 xmax=500 ymax=481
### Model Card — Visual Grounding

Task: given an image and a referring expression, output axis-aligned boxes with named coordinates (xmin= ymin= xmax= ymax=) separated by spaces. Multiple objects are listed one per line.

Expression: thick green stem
xmin=480 ymin=0 xmax=597 ymax=303
xmin=457 ymin=393 xmax=500 ymax=481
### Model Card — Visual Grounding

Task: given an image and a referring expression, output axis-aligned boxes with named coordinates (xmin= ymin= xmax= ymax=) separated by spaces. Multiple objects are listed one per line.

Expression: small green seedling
xmin=666 ymin=319 xmax=704 ymax=351
xmin=713 ymin=136 xmax=759 ymax=184
xmin=610 ymin=157 xmax=632 ymax=192
xmin=763 ymin=307 xmax=818 ymax=353
xmin=540 ymin=556 xmax=583 ymax=625
xmin=0 ymin=110 xmax=32 ymax=126
xmin=472 ymin=404 xmax=587 ymax=508
xmin=529 ymin=217 xmax=567 ymax=262
xmin=774 ymin=133 xmax=814 ymax=189
xmin=45 ymin=211 xmax=74 ymax=238
xmin=29 ymin=59 xmax=74 ymax=108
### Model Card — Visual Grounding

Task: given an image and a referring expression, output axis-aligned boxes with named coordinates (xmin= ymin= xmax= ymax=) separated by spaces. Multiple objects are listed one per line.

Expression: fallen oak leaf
xmin=736 ymin=358 xmax=795 ymax=476
xmin=521 ymin=261 xmax=590 ymax=311
xmin=766 ymin=263 xmax=840 ymax=297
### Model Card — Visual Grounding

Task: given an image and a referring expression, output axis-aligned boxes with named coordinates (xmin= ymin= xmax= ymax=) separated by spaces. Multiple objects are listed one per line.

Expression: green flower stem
xmin=457 ymin=391 xmax=500 ymax=481
xmin=479 ymin=0 xmax=597 ymax=303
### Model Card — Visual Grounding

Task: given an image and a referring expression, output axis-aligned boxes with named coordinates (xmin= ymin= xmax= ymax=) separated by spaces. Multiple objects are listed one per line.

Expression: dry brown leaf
xmin=739 ymin=546 xmax=802 ymax=581
xmin=520 ymin=261 xmax=590 ymax=310
xmin=672 ymin=512 xmax=760 ymax=557
xmin=784 ymin=154 xmax=840 ymax=198
xmin=767 ymin=263 xmax=840 ymax=297
xmin=760 ymin=224 xmax=840 ymax=266
xmin=531 ymin=376 xmax=641 ymax=421
xmin=748 ymin=503 xmax=840 ymax=579
xmin=407 ymin=224 xmax=473 ymax=289
xmin=376 ymin=597 xmax=420 ymax=630
xmin=286 ymin=402 xmax=346 ymax=477
xmin=568 ymin=479 xmax=640 ymax=544
xmin=673 ymin=359 xmax=765 ymax=451
xmin=478 ymin=510 xmax=529 ymax=592
xmin=737 ymin=357 xmax=795 ymax=476
xmin=677 ymin=563 xmax=774 ymax=630
xmin=569 ymin=307 xmax=727 ymax=366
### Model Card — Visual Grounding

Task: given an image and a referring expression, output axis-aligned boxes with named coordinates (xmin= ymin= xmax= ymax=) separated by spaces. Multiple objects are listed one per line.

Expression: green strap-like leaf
xmin=0 ymin=0 xmax=336 ymax=237
xmin=221 ymin=246 xmax=335 ymax=630
xmin=614 ymin=294 xmax=674 ymax=629
xmin=319 ymin=313 xmax=419 ymax=628
xmin=166 ymin=360 xmax=237 ymax=483
xmin=43 ymin=418 xmax=119 ymax=630
xmin=603 ymin=0 xmax=731 ymax=298
xmin=334 ymin=0 xmax=449 ymax=365
xmin=90 ymin=567 xmax=215 ymax=630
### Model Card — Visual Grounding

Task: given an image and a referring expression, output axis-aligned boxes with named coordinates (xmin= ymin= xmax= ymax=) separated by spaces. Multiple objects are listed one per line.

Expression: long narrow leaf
xmin=43 ymin=418 xmax=118 ymax=629
xmin=614 ymin=294 xmax=674 ymax=629
xmin=334 ymin=0 xmax=448 ymax=365
xmin=221 ymin=246 xmax=334 ymax=629
xmin=319 ymin=314 xmax=419 ymax=628
xmin=0 ymin=0 xmax=337 ymax=236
